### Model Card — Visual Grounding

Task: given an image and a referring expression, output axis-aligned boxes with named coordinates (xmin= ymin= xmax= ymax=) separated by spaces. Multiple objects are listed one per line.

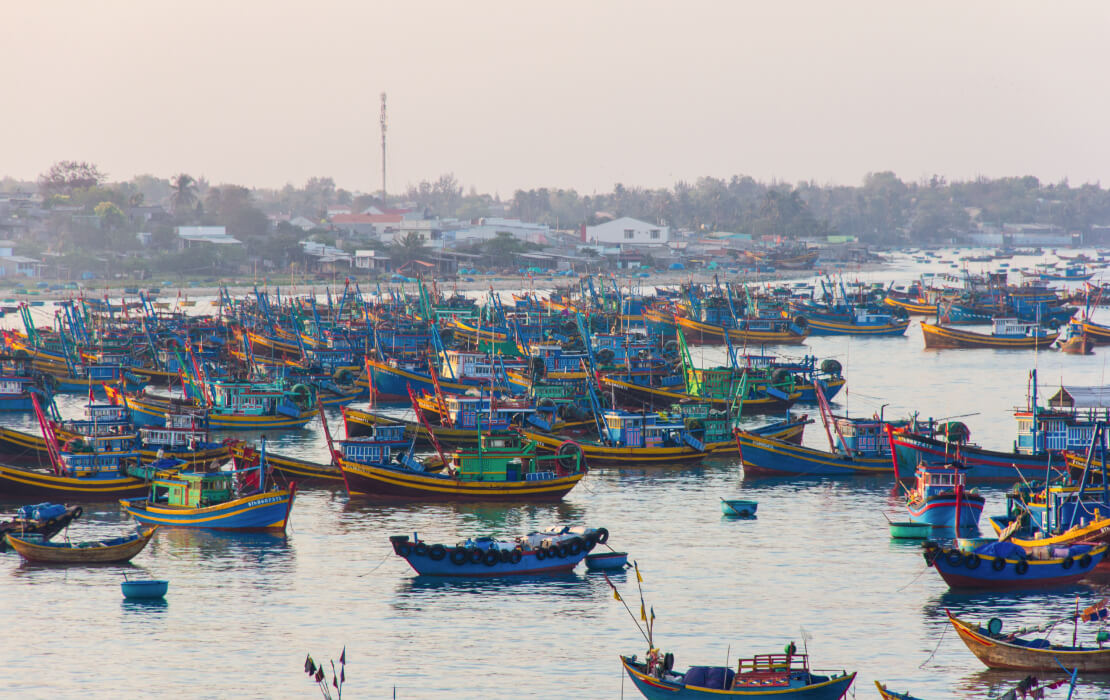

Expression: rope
xmin=357 ymin=551 xmax=394 ymax=577
xmin=918 ymin=621 xmax=949 ymax=668
xmin=896 ymin=562 xmax=932 ymax=593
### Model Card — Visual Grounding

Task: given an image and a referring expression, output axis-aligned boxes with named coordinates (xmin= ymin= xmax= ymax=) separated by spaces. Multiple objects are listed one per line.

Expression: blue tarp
xmin=668 ymin=263 xmax=685 ymax=270
xmin=974 ymin=540 xmax=1026 ymax=559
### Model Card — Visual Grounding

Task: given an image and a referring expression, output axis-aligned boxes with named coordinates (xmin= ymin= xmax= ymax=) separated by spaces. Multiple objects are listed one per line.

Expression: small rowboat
xmin=585 ymin=551 xmax=629 ymax=570
xmin=121 ymin=579 xmax=169 ymax=599
xmin=888 ymin=522 xmax=930 ymax=539
xmin=947 ymin=609 xmax=1110 ymax=672
xmin=5 ymin=526 xmax=157 ymax=564
xmin=720 ymin=499 xmax=758 ymax=518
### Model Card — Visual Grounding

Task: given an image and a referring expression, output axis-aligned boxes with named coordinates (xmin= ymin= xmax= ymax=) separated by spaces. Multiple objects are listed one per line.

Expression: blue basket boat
xmin=121 ymin=579 xmax=169 ymax=599
xmin=585 ymin=551 xmax=629 ymax=570
xmin=720 ymin=499 xmax=758 ymax=518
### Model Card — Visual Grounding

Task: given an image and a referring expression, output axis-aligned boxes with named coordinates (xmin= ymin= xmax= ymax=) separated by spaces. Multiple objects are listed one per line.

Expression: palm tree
xmin=170 ymin=174 xmax=198 ymax=216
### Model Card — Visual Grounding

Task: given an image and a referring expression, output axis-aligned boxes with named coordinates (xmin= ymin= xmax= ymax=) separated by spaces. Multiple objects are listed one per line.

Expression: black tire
xmin=557 ymin=441 xmax=584 ymax=471
xmin=1015 ymin=558 xmax=1029 ymax=575
xmin=413 ymin=542 xmax=428 ymax=556
xmin=449 ymin=547 xmax=467 ymax=565
xmin=964 ymin=553 xmax=981 ymax=569
xmin=566 ymin=537 xmax=584 ymax=556
xmin=583 ymin=534 xmax=597 ymax=552
xmin=535 ymin=548 xmax=547 ymax=561
xmin=595 ymin=528 xmax=609 ymax=544
xmin=428 ymin=544 xmax=447 ymax=561
xmin=557 ymin=544 xmax=570 ymax=558
xmin=397 ymin=542 xmax=413 ymax=557
xmin=1062 ymin=555 xmax=1075 ymax=570
xmin=945 ymin=549 xmax=965 ymax=567
xmin=72 ymin=506 xmax=83 ymax=519
xmin=991 ymin=557 xmax=1006 ymax=571
xmin=467 ymin=547 xmax=484 ymax=564
xmin=500 ymin=549 xmax=513 ymax=563
xmin=1080 ymin=553 xmax=1093 ymax=568
xmin=483 ymin=549 xmax=500 ymax=567
xmin=510 ymin=549 xmax=522 ymax=564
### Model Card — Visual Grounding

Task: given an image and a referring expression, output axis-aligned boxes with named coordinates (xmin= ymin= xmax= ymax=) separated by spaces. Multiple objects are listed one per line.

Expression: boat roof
xmin=1048 ymin=386 xmax=1110 ymax=409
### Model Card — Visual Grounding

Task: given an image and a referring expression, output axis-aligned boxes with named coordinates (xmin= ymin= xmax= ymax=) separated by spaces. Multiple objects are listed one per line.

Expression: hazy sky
xmin=4 ymin=2 xmax=1110 ymax=196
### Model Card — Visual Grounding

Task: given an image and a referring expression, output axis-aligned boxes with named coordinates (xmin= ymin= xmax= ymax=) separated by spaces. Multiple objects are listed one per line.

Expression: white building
xmin=176 ymin=226 xmax=243 ymax=250
xmin=585 ymin=217 xmax=668 ymax=246
xmin=446 ymin=218 xmax=550 ymax=245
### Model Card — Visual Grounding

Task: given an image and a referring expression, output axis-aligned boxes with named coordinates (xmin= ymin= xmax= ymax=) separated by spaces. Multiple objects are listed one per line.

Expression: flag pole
xmin=633 ymin=561 xmax=653 ymax=648
xmin=603 ymin=573 xmax=651 ymax=646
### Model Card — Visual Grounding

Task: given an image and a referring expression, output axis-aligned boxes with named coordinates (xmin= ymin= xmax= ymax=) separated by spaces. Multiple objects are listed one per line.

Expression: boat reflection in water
xmin=154 ymin=527 xmax=293 ymax=568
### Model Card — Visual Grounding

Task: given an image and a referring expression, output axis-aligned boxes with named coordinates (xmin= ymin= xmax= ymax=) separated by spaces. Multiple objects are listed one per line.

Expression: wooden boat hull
xmin=883 ymin=297 xmax=935 ymax=315
xmin=397 ymin=546 xmax=586 ymax=576
xmin=522 ymin=430 xmax=707 ymax=468
xmin=735 ymin=432 xmax=893 ymax=476
xmin=361 ymin=357 xmax=505 ymax=401
xmin=794 ymin=377 xmax=846 ymax=403
xmin=676 ymin=316 xmax=808 ymax=346
xmin=928 ymin=544 xmax=1106 ymax=590
xmin=921 ymin=322 xmax=1058 ymax=350
xmin=230 ymin=442 xmax=342 ymax=484
xmin=1080 ymin=319 xmax=1110 ymax=344
xmin=0 ymin=463 xmax=149 ymax=501
xmin=120 ymin=488 xmax=296 ymax=531
xmin=621 ymin=656 xmax=856 ymax=699
xmin=6 ymin=526 xmax=157 ymax=564
xmin=0 ymin=426 xmax=225 ymax=470
xmin=123 ymin=393 xmax=317 ymax=431
xmin=600 ymin=376 xmax=799 ymax=415
xmin=906 ymin=493 xmax=984 ymax=528
xmin=341 ymin=459 xmax=582 ymax=501
xmin=947 ymin=611 xmax=1110 ymax=672
xmin=890 ymin=429 xmax=1052 ymax=482
xmin=874 ymin=681 xmax=923 ymax=700
xmin=805 ymin=317 xmax=910 ymax=336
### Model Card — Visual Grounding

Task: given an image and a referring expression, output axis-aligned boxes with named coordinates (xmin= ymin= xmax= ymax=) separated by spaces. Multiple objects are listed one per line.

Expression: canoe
xmin=947 ymin=609 xmax=1110 ymax=672
xmin=720 ymin=499 xmax=758 ymax=518
xmin=121 ymin=579 xmax=169 ymax=599
xmin=6 ymin=526 xmax=157 ymax=564
xmin=888 ymin=522 xmax=930 ymax=539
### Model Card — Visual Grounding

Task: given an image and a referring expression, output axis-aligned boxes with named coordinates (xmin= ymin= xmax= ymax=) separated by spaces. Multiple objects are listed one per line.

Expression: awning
xmin=1048 ymin=386 xmax=1110 ymax=409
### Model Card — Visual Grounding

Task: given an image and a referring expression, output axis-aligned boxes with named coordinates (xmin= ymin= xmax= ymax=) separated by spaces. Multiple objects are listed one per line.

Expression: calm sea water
xmin=4 ymin=251 xmax=1110 ymax=698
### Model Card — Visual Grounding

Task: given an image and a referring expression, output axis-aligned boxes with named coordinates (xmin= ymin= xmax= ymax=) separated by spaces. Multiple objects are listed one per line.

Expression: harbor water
xmin=3 ymin=252 xmax=1110 ymax=698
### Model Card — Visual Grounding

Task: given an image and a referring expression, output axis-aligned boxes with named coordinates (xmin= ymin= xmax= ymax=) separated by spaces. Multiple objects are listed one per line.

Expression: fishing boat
xmin=523 ymin=408 xmax=709 ymax=468
xmin=803 ymin=311 xmax=910 ymax=337
xmin=946 ymin=609 xmax=1110 ymax=672
xmin=874 ymin=676 xmax=1076 ymax=700
xmin=1057 ymin=321 xmax=1094 ymax=355
xmin=720 ymin=499 xmax=757 ymax=517
xmin=6 ymin=526 xmax=157 ymax=564
xmin=0 ymin=502 xmax=83 ymax=550
xmin=620 ymin=651 xmax=855 ymax=699
xmin=120 ymin=455 xmax=296 ymax=531
xmin=1078 ymin=317 xmax=1110 ymax=344
xmin=904 ymin=462 xmax=984 ymax=529
xmin=112 ymin=379 xmax=318 ymax=431
xmin=389 ymin=525 xmax=609 ymax=576
xmin=883 ymin=296 xmax=935 ymax=315
xmin=923 ymin=539 xmax=1107 ymax=590
xmin=675 ymin=314 xmax=809 ymax=346
xmin=921 ymin=318 xmax=1058 ymax=350
xmin=341 ymin=429 xmax=585 ymax=501
xmin=889 ymin=370 xmax=1110 ymax=481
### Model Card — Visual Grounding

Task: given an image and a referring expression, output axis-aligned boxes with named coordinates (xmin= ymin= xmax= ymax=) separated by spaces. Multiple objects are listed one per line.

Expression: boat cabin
xmin=601 ymin=410 xmax=692 ymax=449
xmin=833 ymin=417 xmax=890 ymax=456
xmin=340 ymin=423 xmax=408 ymax=466
xmin=151 ymin=471 xmax=233 ymax=508
xmin=60 ymin=448 xmax=138 ymax=478
xmin=991 ymin=318 xmax=1048 ymax=339
xmin=912 ymin=463 xmax=969 ymax=499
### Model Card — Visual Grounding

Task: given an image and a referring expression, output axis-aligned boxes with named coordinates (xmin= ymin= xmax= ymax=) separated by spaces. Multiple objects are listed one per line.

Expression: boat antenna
xmin=800 ymin=626 xmax=813 ymax=660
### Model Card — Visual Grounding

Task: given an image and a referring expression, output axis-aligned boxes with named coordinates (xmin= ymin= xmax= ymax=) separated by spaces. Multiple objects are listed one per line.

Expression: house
xmin=0 ymin=241 xmax=44 ymax=277
xmin=176 ymin=226 xmax=243 ymax=250
xmin=127 ymin=205 xmax=170 ymax=227
xmin=445 ymin=218 xmax=550 ymax=245
xmin=354 ymin=249 xmax=392 ymax=271
xmin=300 ymin=241 xmax=352 ymax=271
xmin=585 ymin=217 xmax=669 ymax=246
xmin=289 ymin=216 xmax=318 ymax=231
xmin=329 ymin=213 xmax=404 ymax=240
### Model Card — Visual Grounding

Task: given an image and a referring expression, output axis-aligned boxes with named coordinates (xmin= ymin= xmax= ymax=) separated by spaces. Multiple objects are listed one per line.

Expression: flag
xmin=650 ymin=606 xmax=655 ymax=622
xmin=88 ymin=382 xmax=95 ymax=405
xmin=613 ymin=589 xmax=622 ymax=601
xmin=340 ymin=667 xmax=345 ymax=683
xmin=1083 ymin=598 xmax=1109 ymax=622
xmin=640 ymin=602 xmax=647 ymax=621
xmin=339 ymin=646 xmax=346 ymax=665
xmin=304 ymin=655 xmax=315 ymax=675
xmin=635 ymin=562 xmax=643 ymax=583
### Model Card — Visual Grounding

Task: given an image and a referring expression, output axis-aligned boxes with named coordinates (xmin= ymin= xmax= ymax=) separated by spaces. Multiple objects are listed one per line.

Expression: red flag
xmin=88 ymin=381 xmax=95 ymax=404
xmin=339 ymin=646 xmax=346 ymax=665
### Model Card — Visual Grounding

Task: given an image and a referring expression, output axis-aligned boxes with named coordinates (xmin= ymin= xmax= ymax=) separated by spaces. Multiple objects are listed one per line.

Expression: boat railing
xmin=735 ymin=653 xmax=809 ymax=674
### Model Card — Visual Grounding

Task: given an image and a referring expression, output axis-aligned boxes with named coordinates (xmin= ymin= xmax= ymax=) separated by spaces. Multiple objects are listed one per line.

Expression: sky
xmin=3 ymin=1 xmax=1110 ymax=196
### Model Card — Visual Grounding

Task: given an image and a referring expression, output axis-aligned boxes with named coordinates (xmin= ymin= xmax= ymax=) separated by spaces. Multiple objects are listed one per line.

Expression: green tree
xmin=38 ymin=161 xmax=105 ymax=196
xmin=170 ymin=174 xmax=199 ymax=216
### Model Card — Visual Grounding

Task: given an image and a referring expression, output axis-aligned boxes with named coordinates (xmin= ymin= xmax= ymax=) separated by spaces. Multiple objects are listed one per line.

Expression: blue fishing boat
xmin=389 ymin=525 xmax=609 ymax=576
xmin=904 ymin=462 xmax=983 ymax=529
xmin=736 ymin=408 xmax=896 ymax=476
xmin=923 ymin=539 xmax=1107 ymax=590
xmin=621 ymin=651 xmax=855 ymax=699
xmin=120 ymin=448 xmax=296 ymax=531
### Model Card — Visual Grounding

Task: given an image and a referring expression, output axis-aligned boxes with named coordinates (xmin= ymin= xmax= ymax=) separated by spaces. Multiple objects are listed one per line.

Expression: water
xmin=4 ymin=253 xmax=1110 ymax=698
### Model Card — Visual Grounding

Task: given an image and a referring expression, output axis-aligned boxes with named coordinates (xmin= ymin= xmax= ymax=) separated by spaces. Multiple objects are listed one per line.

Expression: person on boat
xmin=784 ymin=640 xmax=796 ymax=667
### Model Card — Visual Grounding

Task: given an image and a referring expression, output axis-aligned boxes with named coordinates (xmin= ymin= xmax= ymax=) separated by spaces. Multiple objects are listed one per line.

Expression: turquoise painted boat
xmin=120 ymin=469 xmax=296 ymax=531
xmin=621 ymin=651 xmax=855 ymax=699
xmin=888 ymin=522 xmax=930 ymax=539
xmin=720 ymin=499 xmax=758 ymax=518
